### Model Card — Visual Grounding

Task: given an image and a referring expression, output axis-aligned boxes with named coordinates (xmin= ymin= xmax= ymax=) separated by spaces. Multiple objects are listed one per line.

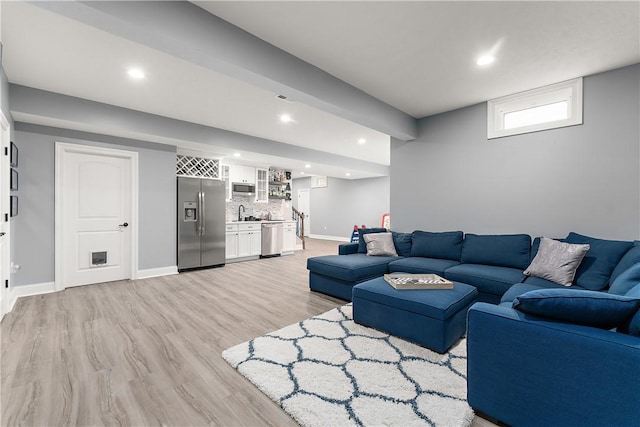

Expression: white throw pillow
xmin=524 ymin=237 xmax=590 ymax=286
xmin=364 ymin=232 xmax=398 ymax=257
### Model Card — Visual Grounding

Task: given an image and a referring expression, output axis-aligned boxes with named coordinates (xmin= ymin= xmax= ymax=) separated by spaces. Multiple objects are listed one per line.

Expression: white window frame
xmin=487 ymin=77 xmax=583 ymax=139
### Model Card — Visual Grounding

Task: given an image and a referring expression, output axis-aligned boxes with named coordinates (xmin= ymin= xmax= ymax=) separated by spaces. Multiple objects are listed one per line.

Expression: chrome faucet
xmin=238 ymin=204 xmax=245 ymax=221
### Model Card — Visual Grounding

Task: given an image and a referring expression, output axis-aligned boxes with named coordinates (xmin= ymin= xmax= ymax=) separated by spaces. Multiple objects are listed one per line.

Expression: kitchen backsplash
xmin=226 ymin=196 xmax=292 ymax=222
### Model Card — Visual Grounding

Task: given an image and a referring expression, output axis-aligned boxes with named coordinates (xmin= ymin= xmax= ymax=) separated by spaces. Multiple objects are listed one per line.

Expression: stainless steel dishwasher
xmin=261 ymin=222 xmax=283 ymax=257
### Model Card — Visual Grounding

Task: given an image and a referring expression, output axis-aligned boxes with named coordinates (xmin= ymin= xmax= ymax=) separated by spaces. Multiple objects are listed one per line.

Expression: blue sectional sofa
xmin=307 ymin=229 xmax=640 ymax=426
xmin=309 ymin=230 xmax=634 ymax=303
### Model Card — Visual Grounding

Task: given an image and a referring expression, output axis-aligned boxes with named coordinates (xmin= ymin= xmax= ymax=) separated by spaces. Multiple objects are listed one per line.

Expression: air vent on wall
xmin=176 ymin=155 xmax=220 ymax=179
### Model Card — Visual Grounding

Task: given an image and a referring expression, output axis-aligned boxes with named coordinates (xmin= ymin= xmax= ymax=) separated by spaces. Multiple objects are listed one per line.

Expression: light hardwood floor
xmin=2 ymin=238 xmax=494 ymax=426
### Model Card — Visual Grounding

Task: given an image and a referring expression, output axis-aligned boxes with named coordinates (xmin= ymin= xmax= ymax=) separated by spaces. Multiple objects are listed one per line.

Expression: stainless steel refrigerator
xmin=177 ymin=177 xmax=226 ymax=271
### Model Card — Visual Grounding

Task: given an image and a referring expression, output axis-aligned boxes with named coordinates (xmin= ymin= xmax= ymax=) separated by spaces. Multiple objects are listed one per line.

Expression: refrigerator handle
xmin=201 ymin=191 xmax=206 ymax=235
xmin=197 ymin=191 xmax=203 ymax=235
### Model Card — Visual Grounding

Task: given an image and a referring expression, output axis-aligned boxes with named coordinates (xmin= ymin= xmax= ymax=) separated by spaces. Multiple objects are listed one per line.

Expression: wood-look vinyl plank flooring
xmin=2 ymin=239 xmax=343 ymax=426
xmin=2 ymin=238 xmax=494 ymax=426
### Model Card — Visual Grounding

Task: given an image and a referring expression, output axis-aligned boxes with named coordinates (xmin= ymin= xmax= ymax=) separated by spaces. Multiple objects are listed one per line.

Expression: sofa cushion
xmin=530 ymin=237 xmax=541 ymax=263
xmin=391 ymin=231 xmax=413 ymax=257
xmin=364 ymin=232 xmax=398 ymax=257
xmin=410 ymin=230 xmax=463 ymax=261
xmin=609 ymin=263 xmax=640 ymax=296
xmin=444 ymin=264 xmax=525 ymax=297
xmin=500 ymin=281 xmax=569 ymax=304
xmin=339 ymin=243 xmax=359 ymax=255
xmin=513 ymin=289 xmax=640 ymax=330
xmin=623 ymin=284 xmax=640 ymax=336
xmin=564 ymin=232 xmax=634 ymax=290
xmin=461 ymin=234 xmax=531 ymax=270
xmin=388 ymin=257 xmax=460 ymax=277
xmin=610 ymin=242 xmax=640 ymax=284
xmin=357 ymin=228 xmax=387 ymax=253
xmin=523 ymin=237 xmax=590 ymax=286
xmin=307 ymin=254 xmax=393 ymax=282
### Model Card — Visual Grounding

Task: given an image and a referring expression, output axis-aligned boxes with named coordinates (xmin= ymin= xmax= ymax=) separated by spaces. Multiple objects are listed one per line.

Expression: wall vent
xmin=176 ymin=155 xmax=220 ymax=179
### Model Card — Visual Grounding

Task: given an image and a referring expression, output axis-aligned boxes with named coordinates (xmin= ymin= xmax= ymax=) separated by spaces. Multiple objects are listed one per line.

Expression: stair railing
xmin=292 ymin=206 xmax=306 ymax=249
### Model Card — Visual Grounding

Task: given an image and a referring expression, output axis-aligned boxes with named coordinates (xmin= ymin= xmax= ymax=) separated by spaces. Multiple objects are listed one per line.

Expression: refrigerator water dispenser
xmin=184 ymin=201 xmax=197 ymax=222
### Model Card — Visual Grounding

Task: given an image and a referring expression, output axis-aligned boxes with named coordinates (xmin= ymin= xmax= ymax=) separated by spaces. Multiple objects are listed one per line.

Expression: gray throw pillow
xmin=524 ymin=237 xmax=590 ymax=286
xmin=364 ymin=232 xmax=398 ymax=257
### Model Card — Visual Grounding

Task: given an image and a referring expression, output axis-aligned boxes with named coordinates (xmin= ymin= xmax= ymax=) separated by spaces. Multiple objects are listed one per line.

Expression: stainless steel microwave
xmin=232 ymin=182 xmax=255 ymax=196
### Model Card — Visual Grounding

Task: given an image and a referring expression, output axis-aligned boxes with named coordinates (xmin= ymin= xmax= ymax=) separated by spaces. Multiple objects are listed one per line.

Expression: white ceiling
xmin=2 ymin=1 xmax=639 ymax=179
xmin=200 ymin=1 xmax=640 ymax=118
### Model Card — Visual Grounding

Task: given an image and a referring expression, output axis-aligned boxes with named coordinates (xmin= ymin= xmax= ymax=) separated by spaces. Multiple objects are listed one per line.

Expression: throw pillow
xmin=608 ymin=263 xmax=640 ymax=296
xmin=363 ymin=232 xmax=398 ymax=257
xmin=523 ymin=237 xmax=590 ymax=286
xmin=564 ymin=232 xmax=634 ymax=291
xmin=357 ymin=228 xmax=387 ymax=253
xmin=513 ymin=289 xmax=640 ymax=330
xmin=391 ymin=231 xmax=412 ymax=257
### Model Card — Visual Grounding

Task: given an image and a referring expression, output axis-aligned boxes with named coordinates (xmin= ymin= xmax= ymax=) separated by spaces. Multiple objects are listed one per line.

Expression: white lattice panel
xmin=176 ymin=155 xmax=220 ymax=179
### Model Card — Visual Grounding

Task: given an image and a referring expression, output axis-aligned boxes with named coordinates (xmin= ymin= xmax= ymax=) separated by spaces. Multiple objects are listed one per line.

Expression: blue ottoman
xmin=352 ymin=277 xmax=478 ymax=353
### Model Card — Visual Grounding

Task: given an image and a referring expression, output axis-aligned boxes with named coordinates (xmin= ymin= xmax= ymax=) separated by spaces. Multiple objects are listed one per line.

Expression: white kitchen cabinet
xmin=221 ymin=164 xmax=231 ymax=201
xmin=255 ymin=168 xmax=268 ymax=203
xmin=237 ymin=223 xmax=261 ymax=257
xmin=230 ymin=165 xmax=256 ymax=184
xmin=225 ymin=224 xmax=238 ymax=259
xmin=282 ymin=221 xmax=296 ymax=254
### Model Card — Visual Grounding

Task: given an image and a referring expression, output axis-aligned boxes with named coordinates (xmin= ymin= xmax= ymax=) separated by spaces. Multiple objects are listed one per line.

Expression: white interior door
xmin=298 ymin=188 xmax=310 ymax=237
xmin=57 ymin=143 xmax=138 ymax=289
xmin=0 ymin=112 xmax=10 ymax=317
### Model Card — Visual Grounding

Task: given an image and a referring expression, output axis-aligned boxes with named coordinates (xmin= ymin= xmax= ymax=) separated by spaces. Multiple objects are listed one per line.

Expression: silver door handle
xmin=201 ymin=192 xmax=206 ymax=235
xmin=197 ymin=191 xmax=203 ymax=235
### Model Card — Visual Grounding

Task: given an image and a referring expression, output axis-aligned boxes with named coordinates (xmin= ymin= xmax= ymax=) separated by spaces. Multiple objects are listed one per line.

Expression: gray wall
xmin=293 ymin=176 xmax=390 ymax=239
xmin=12 ymin=124 xmax=176 ymax=286
xmin=391 ymin=64 xmax=640 ymax=240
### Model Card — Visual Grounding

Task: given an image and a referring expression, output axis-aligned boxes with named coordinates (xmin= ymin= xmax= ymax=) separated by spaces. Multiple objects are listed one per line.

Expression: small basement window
xmin=487 ymin=77 xmax=583 ymax=139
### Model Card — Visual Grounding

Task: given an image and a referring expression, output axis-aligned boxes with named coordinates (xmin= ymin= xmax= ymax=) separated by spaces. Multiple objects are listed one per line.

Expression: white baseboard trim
xmin=4 ymin=268 xmax=177 ymax=316
xmin=9 ymin=281 xmax=56 ymax=312
xmin=309 ymin=234 xmax=351 ymax=242
xmin=137 ymin=266 xmax=178 ymax=279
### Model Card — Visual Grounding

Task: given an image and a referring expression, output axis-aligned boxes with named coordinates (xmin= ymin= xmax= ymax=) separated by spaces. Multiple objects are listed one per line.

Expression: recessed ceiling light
xmin=300 ymin=171 xmax=305 ymax=175
xmin=279 ymin=114 xmax=293 ymax=123
xmin=477 ymin=55 xmax=495 ymax=66
xmin=358 ymin=138 xmax=366 ymax=144
xmin=127 ymin=68 xmax=145 ymax=79
xmin=305 ymin=164 xmax=311 ymax=168
xmin=345 ymin=172 xmax=351 ymax=177
xmin=233 ymin=152 xmax=241 ymax=157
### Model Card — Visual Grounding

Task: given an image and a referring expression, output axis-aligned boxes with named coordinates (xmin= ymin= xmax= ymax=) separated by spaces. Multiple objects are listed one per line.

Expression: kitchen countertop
xmin=226 ymin=220 xmax=295 ymax=224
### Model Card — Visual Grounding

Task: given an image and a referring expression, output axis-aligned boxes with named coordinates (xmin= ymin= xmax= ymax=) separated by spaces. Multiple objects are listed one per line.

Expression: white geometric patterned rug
xmin=222 ymin=304 xmax=474 ymax=427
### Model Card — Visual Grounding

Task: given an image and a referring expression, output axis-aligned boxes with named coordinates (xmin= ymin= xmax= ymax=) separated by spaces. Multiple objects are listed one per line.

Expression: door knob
xmin=119 ymin=222 xmax=129 ymax=227
xmin=0 ymin=232 xmax=5 ymax=237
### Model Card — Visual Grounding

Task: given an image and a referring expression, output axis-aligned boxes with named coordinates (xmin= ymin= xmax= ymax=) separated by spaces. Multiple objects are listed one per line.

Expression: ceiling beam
xmin=10 ymin=84 xmax=390 ymax=177
xmin=31 ymin=0 xmax=418 ymax=141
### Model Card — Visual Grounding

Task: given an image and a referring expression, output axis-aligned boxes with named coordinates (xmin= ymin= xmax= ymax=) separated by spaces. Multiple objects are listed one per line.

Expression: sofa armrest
xmin=467 ymin=302 xmax=640 ymax=427
xmin=339 ymin=243 xmax=359 ymax=255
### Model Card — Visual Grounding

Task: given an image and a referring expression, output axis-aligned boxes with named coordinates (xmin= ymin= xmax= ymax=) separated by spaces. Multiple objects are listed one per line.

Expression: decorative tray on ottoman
xmin=383 ymin=273 xmax=454 ymax=290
